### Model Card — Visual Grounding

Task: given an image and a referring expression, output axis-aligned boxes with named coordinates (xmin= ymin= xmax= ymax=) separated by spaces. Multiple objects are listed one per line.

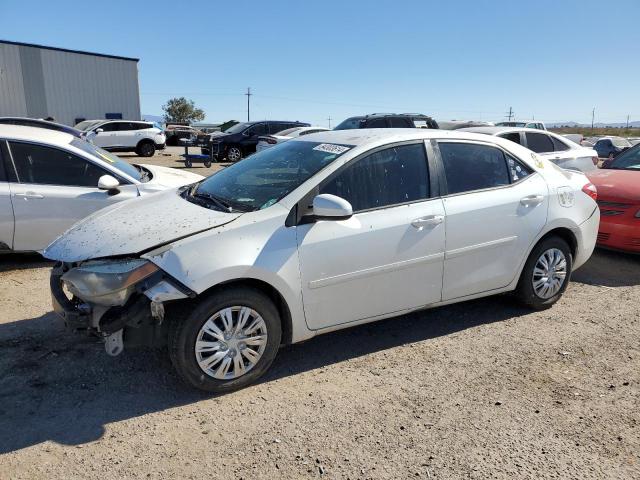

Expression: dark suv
xmin=201 ymin=120 xmax=310 ymax=161
xmin=334 ymin=113 xmax=438 ymax=130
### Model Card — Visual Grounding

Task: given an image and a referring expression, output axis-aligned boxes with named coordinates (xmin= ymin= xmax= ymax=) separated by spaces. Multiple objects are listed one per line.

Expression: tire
xmin=515 ymin=236 xmax=573 ymax=310
xmin=136 ymin=140 xmax=156 ymax=157
xmin=185 ymin=158 xmax=193 ymax=168
xmin=204 ymin=160 xmax=212 ymax=168
xmin=226 ymin=146 xmax=243 ymax=162
xmin=169 ymin=287 xmax=282 ymax=393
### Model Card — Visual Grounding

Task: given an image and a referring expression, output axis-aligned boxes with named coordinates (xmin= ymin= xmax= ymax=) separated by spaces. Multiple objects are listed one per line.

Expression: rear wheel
xmin=136 ymin=140 xmax=156 ymax=157
xmin=515 ymin=236 xmax=572 ymax=310
xmin=169 ymin=288 xmax=282 ymax=392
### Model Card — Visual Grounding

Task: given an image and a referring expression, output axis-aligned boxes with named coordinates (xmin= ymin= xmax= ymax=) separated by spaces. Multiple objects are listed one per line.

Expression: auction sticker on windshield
xmin=313 ymin=144 xmax=351 ymax=155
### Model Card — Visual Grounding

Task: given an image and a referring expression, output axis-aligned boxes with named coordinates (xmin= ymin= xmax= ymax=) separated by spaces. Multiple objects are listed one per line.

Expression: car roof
xmin=294 ymin=127 xmax=527 ymax=150
xmin=460 ymin=126 xmax=554 ymax=135
xmin=0 ymin=124 xmax=74 ymax=145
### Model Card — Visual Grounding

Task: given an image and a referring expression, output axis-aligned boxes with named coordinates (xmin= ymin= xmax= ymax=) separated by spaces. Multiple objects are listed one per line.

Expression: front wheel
xmin=169 ymin=288 xmax=282 ymax=392
xmin=515 ymin=236 xmax=572 ymax=310
xmin=226 ymin=146 xmax=243 ymax=162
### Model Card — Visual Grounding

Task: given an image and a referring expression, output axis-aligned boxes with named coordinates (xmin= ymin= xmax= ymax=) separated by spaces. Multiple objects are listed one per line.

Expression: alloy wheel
xmin=532 ymin=248 xmax=567 ymax=299
xmin=194 ymin=306 xmax=268 ymax=380
xmin=227 ymin=147 xmax=241 ymax=162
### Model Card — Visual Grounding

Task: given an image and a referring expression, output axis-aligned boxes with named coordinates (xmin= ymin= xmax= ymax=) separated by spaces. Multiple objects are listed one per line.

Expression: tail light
xmin=591 ymin=156 xmax=598 ymax=166
xmin=581 ymin=182 xmax=598 ymax=201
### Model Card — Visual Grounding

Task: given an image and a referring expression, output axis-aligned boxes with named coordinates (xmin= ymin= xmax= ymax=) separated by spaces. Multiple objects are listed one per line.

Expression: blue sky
xmin=2 ymin=0 xmax=638 ymax=126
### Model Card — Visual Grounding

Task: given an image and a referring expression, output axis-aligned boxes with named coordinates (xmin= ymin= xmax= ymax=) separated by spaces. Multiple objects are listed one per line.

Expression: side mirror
xmin=312 ymin=194 xmax=353 ymax=220
xmin=242 ymin=130 xmax=252 ymax=137
xmin=601 ymin=158 xmax=613 ymax=168
xmin=98 ymin=175 xmax=120 ymax=193
xmin=95 ymin=128 xmax=104 ymax=134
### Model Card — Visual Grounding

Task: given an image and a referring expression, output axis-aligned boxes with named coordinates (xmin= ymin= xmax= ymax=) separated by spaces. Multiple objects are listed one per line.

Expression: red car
xmin=587 ymin=144 xmax=640 ymax=253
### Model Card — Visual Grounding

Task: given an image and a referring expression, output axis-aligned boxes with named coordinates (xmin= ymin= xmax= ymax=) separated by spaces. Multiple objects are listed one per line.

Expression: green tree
xmin=162 ymin=97 xmax=205 ymax=124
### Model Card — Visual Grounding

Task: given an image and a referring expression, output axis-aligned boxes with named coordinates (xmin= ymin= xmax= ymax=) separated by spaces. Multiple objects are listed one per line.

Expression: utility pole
xmin=245 ymin=87 xmax=252 ymax=122
xmin=591 ymin=107 xmax=595 ymax=130
xmin=626 ymin=114 xmax=630 ymax=129
xmin=505 ymin=106 xmax=514 ymax=121
xmin=327 ymin=116 xmax=332 ymax=129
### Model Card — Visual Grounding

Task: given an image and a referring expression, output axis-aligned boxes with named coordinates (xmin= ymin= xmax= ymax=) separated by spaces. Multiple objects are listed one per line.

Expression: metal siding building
xmin=0 ymin=40 xmax=141 ymax=126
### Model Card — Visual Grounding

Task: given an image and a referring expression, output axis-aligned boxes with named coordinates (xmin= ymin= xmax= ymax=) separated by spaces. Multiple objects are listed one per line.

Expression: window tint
xmin=248 ymin=123 xmax=268 ymax=136
xmin=8 ymin=141 xmax=106 ymax=187
xmin=551 ymin=136 xmax=570 ymax=151
xmin=365 ymin=118 xmax=387 ymax=128
xmin=268 ymin=123 xmax=287 ymax=134
xmin=98 ymin=122 xmax=117 ymax=132
xmin=525 ymin=133 xmax=554 ymax=153
xmin=321 ymin=143 xmax=429 ymax=212
xmin=506 ymin=154 xmax=533 ymax=182
xmin=334 ymin=117 xmax=363 ymax=130
xmin=389 ymin=117 xmax=412 ymax=128
xmin=0 ymin=142 xmax=6 ymax=182
xmin=439 ymin=142 xmax=510 ymax=194
xmin=499 ymin=132 xmax=522 ymax=145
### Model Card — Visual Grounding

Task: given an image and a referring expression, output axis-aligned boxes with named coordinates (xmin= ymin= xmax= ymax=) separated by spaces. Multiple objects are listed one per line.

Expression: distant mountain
xmin=548 ymin=120 xmax=640 ymax=128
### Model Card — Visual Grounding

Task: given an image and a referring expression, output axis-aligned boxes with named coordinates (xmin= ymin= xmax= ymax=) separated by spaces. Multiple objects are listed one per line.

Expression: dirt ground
xmin=0 ymin=149 xmax=639 ymax=479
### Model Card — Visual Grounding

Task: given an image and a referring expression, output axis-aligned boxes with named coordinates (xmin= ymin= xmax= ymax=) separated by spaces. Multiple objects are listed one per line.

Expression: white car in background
xmin=0 ymin=125 xmax=202 ymax=252
xmin=461 ymin=127 xmax=598 ymax=172
xmin=628 ymin=137 xmax=640 ymax=146
xmin=75 ymin=120 xmax=166 ymax=157
xmin=255 ymin=126 xmax=330 ymax=152
xmin=496 ymin=121 xmax=547 ymax=130
xmin=46 ymin=129 xmax=598 ymax=392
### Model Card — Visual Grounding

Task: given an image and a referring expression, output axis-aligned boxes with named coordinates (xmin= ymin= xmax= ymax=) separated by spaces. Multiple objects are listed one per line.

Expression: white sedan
xmin=255 ymin=126 xmax=330 ymax=152
xmin=46 ymin=129 xmax=599 ymax=392
xmin=0 ymin=125 xmax=202 ymax=252
xmin=461 ymin=126 xmax=598 ymax=172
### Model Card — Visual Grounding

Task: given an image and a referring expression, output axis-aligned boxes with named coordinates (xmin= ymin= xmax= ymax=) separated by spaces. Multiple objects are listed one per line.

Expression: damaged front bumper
xmin=50 ymin=260 xmax=195 ymax=356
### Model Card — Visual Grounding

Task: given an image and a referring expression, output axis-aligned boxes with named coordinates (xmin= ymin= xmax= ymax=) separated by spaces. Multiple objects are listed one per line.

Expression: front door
xmin=296 ymin=142 xmax=445 ymax=330
xmin=92 ymin=122 xmax=120 ymax=149
xmin=6 ymin=140 xmax=138 ymax=251
xmin=436 ymin=141 xmax=548 ymax=300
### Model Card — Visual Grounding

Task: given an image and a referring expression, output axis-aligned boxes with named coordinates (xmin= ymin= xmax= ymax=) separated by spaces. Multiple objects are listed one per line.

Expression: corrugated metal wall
xmin=0 ymin=42 xmax=141 ymax=126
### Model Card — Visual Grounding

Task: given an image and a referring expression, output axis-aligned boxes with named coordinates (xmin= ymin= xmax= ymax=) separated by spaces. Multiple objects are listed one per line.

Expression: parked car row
xmin=74 ymin=120 xmax=166 ymax=157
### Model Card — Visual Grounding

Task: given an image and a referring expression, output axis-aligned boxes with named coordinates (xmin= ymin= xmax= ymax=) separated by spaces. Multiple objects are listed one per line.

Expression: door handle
xmin=520 ymin=195 xmax=544 ymax=207
xmin=14 ymin=192 xmax=44 ymax=199
xmin=411 ymin=215 xmax=444 ymax=229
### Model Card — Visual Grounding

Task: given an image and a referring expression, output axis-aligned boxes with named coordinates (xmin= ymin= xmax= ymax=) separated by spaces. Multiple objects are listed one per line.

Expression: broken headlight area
xmin=61 ymin=258 xmax=159 ymax=307
xmin=51 ymin=258 xmax=193 ymax=356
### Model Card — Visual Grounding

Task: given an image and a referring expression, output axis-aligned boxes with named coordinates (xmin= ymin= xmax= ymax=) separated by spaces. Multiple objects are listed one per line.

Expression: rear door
xmin=6 ymin=140 xmax=138 ymax=251
xmin=436 ymin=140 xmax=548 ymax=300
xmin=0 ymin=141 xmax=15 ymax=250
xmin=296 ymin=142 xmax=445 ymax=330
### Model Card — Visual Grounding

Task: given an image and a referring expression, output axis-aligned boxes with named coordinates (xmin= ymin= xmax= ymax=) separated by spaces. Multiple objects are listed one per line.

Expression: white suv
xmin=76 ymin=120 xmax=166 ymax=157
xmin=46 ymin=129 xmax=599 ymax=392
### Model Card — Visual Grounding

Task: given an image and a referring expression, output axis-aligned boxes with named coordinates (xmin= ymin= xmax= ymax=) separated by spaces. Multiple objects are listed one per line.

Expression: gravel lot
xmin=0 ymin=149 xmax=639 ymax=479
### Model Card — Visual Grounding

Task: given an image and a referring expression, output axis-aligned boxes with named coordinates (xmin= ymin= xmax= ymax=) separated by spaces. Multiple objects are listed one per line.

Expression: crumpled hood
xmin=587 ymin=169 xmax=640 ymax=203
xmin=141 ymin=164 xmax=203 ymax=188
xmin=44 ymin=189 xmax=241 ymax=262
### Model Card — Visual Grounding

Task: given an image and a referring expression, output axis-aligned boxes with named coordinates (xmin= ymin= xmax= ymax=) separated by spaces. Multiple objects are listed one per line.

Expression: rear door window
xmin=8 ymin=141 xmax=107 ymax=187
xmin=525 ymin=132 xmax=554 ymax=153
xmin=551 ymin=136 xmax=570 ymax=152
xmin=365 ymin=118 xmax=388 ymax=128
xmin=499 ymin=132 xmax=522 ymax=145
xmin=388 ymin=117 xmax=413 ymax=128
xmin=321 ymin=143 xmax=429 ymax=212
xmin=438 ymin=142 xmax=510 ymax=195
